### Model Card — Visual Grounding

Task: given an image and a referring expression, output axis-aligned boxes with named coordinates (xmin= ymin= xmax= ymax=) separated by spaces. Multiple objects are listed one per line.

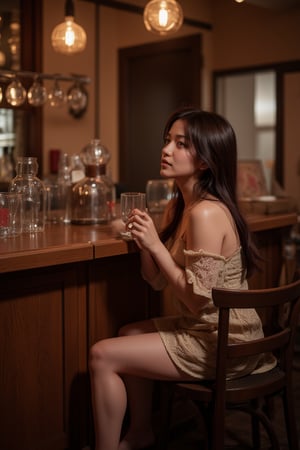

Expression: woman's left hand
xmin=127 ymin=209 xmax=161 ymax=251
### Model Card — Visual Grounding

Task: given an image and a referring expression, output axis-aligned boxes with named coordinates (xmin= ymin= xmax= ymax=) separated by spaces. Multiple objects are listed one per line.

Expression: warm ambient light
xmin=143 ymin=0 xmax=183 ymax=36
xmin=51 ymin=0 xmax=87 ymax=55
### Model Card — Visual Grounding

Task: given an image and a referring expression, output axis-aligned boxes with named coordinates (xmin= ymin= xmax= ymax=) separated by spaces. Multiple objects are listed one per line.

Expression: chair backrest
xmin=211 ymin=278 xmax=300 ymax=419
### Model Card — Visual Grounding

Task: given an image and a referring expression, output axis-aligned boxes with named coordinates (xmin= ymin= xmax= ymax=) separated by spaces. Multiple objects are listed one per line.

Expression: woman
xmin=89 ymin=107 xmax=276 ymax=450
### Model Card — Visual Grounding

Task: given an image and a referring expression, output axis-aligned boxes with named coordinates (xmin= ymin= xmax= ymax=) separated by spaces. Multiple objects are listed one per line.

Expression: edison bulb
xmin=143 ymin=0 xmax=183 ymax=35
xmin=51 ymin=16 xmax=87 ymax=55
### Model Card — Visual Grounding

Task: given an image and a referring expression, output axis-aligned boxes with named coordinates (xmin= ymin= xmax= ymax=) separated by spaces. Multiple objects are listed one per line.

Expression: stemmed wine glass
xmin=67 ymin=81 xmax=88 ymax=117
xmin=5 ymin=77 xmax=27 ymax=106
xmin=27 ymin=76 xmax=48 ymax=106
xmin=48 ymin=78 xmax=66 ymax=108
xmin=120 ymin=192 xmax=146 ymax=239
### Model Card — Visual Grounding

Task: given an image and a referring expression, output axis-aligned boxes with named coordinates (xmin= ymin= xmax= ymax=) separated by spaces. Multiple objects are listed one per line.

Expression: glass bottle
xmin=10 ymin=156 xmax=46 ymax=232
xmin=71 ymin=139 xmax=116 ymax=224
xmin=57 ymin=153 xmax=72 ymax=223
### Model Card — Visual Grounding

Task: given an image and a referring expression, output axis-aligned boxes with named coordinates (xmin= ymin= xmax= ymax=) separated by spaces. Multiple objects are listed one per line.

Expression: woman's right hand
xmin=127 ymin=209 xmax=162 ymax=253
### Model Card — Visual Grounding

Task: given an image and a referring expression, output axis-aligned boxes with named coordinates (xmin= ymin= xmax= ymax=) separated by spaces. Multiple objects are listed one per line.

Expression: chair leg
xmin=236 ymin=404 xmax=280 ymax=450
xmin=251 ymin=399 xmax=261 ymax=449
xmin=211 ymin=405 xmax=225 ymax=450
xmin=282 ymin=387 xmax=299 ymax=450
xmin=157 ymin=382 xmax=175 ymax=450
xmin=197 ymin=402 xmax=213 ymax=450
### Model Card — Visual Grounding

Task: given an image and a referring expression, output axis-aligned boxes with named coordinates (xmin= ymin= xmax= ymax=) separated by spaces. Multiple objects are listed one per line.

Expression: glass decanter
xmin=71 ymin=139 xmax=116 ymax=224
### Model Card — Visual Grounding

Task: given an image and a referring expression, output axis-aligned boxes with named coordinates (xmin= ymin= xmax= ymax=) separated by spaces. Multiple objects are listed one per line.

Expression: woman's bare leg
xmin=89 ymin=340 xmax=127 ymax=450
xmin=89 ymin=319 xmax=192 ymax=450
xmin=117 ymin=321 xmax=157 ymax=450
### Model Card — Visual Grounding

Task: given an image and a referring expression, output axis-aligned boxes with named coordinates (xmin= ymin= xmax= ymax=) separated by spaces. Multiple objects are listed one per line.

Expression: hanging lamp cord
xmin=65 ymin=0 xmax=75 ymax=16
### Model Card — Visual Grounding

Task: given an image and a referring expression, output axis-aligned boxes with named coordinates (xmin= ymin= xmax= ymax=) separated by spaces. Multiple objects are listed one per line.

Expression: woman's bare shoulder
xmin=186 ymin=200 xmax=238 ymax=254
xmin=190 ymin=199 xmax=228 ymax=222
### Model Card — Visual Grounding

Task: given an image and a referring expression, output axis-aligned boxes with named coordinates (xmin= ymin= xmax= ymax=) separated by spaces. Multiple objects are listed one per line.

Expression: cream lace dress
xmin=151 ymin=238 xmax=277 ymax=380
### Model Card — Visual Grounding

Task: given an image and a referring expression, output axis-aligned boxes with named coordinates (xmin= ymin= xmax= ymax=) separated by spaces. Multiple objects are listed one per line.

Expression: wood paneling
xmin=88 ymin=253 xmax=158 ymax=345
xmin=0 ymin=264 xmax=87 ymax=450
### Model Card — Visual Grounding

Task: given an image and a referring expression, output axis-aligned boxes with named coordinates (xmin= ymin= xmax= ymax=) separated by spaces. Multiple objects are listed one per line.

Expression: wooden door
xmin=119 ymin=34 xmax=202 ymax=192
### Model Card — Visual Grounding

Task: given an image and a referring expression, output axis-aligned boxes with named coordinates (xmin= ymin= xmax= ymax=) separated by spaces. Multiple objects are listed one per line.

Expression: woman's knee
xmin=89 ymin=339 xmax=111 ymax=374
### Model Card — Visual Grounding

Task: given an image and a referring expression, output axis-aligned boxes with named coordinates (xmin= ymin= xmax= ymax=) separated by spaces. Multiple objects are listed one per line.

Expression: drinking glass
xmin=45 ymin=182 xmax=66 ymax=223
xmin=0 ymin=192 xmax=22 ymax=237
xmin=120 ymin=192 xmax=146 ymax=239
xmin=146 ymin=178 xmax=174 ymax=213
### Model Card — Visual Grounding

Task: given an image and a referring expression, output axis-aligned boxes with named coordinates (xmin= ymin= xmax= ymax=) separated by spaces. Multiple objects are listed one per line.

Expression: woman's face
xmin=160 ymin=119 xmax=199 ymax=180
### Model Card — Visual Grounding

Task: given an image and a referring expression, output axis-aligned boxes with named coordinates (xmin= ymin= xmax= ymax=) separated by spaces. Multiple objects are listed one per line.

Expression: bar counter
xmin=0 ymin=212 xmax=297 ymax=273
xmin=0 ymin=222 xmax=134 ymax=273
xmin=0 ymin=212 xmax=297 ymax=450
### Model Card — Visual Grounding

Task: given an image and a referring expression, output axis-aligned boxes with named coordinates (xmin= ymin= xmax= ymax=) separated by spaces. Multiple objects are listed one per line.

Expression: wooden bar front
xmin=0 ymin=213 xmax=297 ymax=450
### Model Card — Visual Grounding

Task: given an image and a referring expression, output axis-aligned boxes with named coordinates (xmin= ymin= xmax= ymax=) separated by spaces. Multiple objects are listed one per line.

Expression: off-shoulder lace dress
xmin=152 ymin=238 xmax=277 ymax=380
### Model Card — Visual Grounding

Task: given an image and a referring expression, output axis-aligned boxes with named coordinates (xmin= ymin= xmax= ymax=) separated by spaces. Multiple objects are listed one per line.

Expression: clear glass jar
xmin=10 ymin=157 xmax=46 ymax=232
xmin=71 ymin=139 xmax=116 ymax=224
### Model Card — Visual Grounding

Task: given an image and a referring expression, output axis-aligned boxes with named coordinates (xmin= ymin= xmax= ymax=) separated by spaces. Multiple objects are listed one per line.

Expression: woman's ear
xmin=197 ymin=160 xmax=208 ymax=171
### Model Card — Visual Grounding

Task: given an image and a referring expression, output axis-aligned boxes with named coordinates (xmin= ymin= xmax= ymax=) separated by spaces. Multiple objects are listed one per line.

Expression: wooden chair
xmin=158 ymin=279 xmax=300 ymax=450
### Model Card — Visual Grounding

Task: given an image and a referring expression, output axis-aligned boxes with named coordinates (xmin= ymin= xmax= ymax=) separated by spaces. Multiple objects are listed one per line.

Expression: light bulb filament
xmin=65 ymin=27 xmax=75 ymax=46
xmin=158 ymin=8 xmax=168 ymax=27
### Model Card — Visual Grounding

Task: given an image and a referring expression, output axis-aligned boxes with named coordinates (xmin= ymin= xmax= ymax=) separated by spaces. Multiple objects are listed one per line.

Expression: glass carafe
xmin=71 ymin=139 xmax=116 ymax=224
xmin=10 ymin=157 xmax=46 ymax=232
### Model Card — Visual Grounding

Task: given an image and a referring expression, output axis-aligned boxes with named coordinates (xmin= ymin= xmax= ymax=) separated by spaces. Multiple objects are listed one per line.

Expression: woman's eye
xmin=177 ymin=141 xmax=186 ymax=148
xmin=163 ymin=137 xmax=170 ymax=145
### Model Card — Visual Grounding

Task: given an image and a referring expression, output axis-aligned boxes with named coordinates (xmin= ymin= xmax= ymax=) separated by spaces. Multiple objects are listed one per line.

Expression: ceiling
xmin=244 ymin=0 xmax=300 ymax=10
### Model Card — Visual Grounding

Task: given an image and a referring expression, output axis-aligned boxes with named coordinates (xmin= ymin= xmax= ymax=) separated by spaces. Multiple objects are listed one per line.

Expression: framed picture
xmin=237 ymin=160 xmax=268 ymax=199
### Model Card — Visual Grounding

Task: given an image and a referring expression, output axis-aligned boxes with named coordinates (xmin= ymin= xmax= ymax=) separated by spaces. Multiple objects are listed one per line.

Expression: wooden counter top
xmin=0 ymin=212 xmax=297 ymax=273
xmin=0 ymin=222 xmax=133 ymax=273
xmin=246 ymin=212 xmax=297 ymax=232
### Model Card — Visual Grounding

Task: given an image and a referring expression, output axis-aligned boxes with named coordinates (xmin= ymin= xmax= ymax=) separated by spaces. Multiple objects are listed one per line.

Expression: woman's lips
xmin=161 ymin=159 xmax=171 ymax=166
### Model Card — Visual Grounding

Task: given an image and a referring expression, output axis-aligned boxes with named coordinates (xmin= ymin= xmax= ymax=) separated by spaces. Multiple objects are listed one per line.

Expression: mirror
xmin=0 ymin=0 xmax=42 ymax=188
xmin=214 ymin=69 xmax=276 ymax=194
xmin=213 ymin=61 xmax=300 ymax=197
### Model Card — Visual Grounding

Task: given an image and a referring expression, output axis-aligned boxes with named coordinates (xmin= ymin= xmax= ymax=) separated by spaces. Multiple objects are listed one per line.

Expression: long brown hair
xmin=160 ymin=107 xmax=261 ymax=278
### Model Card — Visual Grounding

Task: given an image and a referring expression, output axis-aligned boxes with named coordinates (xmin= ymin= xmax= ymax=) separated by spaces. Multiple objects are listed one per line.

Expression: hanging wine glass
xmin=5 ymin=77 xmax=27 ymax=106
xmin=48 ymin=78 xmax=66 ymax=108
xmin=67 ymin=81 xmax=88 ymax=118
xmin=27 ymin=76 xmax=47 ymax=106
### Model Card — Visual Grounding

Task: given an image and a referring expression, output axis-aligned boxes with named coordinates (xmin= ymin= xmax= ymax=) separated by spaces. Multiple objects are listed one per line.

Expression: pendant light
xmin=51 ymin=0 xmax=87 ymax=55
xmin=143 ymin=0 xmax=183 ymax=36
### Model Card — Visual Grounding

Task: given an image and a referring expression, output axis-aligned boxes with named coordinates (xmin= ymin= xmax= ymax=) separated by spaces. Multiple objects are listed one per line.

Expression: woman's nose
xmin=163 ymin=145 xmax=172 ymax=156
